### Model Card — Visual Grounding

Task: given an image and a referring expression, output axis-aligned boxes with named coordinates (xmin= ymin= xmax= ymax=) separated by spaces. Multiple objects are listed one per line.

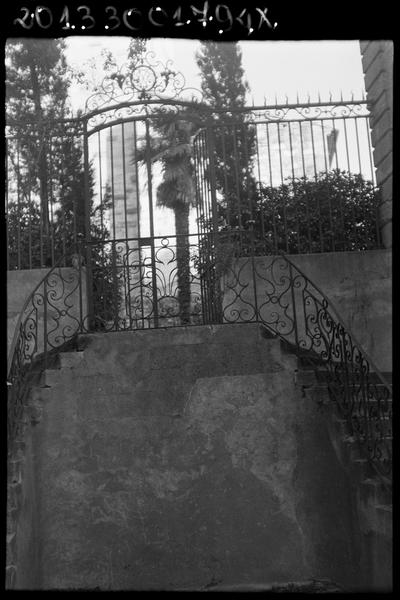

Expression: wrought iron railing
xmin=211 ymin=230 xmax=391 ymax=482
xmin=7 ymin=233 xmax=391 ymax=483
xmin=7 ymin=249 xmax=87 ymax=448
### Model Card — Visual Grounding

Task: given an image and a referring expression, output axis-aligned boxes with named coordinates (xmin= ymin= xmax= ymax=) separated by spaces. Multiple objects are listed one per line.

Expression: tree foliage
xmin=6 ymin=39 xmax=112 ymax=272
xmin=6 ymin=39 xmax=69 ymax=123
xmin=6 ymin=39 xmax=71 ymax=250
xmin=196 ymin=41 xmax=256 ymax=225
xmin=196 ymin=41 xmax=249 ymax=111
xmin=219 ymin=170 xmax=382 ymax=254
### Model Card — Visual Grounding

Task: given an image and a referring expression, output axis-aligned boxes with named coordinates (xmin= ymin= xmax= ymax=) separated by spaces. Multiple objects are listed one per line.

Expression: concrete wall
xmin=7 ymin=267 xmax=88 ymax=357
xmin=360 ymin=41 xmax=393 ymax=248
xmin=23 ymin=325 xmax=367 ymax=590
xmin=7 ymin=425 xmax=41 ymax=590
xmin=222 ymin=250 xmax=391 ymax=373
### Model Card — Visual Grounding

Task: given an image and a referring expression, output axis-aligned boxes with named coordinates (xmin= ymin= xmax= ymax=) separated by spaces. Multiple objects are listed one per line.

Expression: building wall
xmin=256 ymin=120 xmax=332 ymax=187
xmin=105 ymin=124 xmax=140 ymax=241
xmin=360 ymin=41 xmax=393 ymax=248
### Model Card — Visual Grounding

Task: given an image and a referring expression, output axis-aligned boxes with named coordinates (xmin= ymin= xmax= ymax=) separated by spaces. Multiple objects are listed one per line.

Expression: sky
xmin=65 ymin=37 xmax=366 ymax=113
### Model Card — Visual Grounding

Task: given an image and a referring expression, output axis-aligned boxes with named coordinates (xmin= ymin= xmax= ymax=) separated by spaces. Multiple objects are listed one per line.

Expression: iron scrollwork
xmin=91 ymin=236 xmax=203 ymax=331
xmin=195 ymin=230 xmax=392 ymax=481
xmin=85 ymin=51 xmax=204 ymax=129
xmin=7 ymin=254 xmax=87 ymax=447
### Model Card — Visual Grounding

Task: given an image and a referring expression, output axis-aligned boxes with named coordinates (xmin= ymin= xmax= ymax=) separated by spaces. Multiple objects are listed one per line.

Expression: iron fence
xmin=195 ymin=101 xmax=381 ymax=254
xmin=89 ymin=235 xmax=204 ymax=331
xmin=6 ymin=119 xmax=87 ymax=271
xmin=7 ymin=248 xmax=87 ymax=447
xmin=6 ymin=100 xmax=382 ymax=271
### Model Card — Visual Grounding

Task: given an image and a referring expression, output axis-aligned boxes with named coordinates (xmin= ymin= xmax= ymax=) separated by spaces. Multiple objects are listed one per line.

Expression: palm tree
xmin=137 ymin=109 xmax=197 ymax=325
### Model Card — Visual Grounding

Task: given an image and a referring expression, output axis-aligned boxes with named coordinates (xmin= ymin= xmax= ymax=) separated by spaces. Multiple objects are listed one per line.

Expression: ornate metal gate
xmin=84 ymin=120 xmax=224 ymax=330
xmin=80 ymin=52 xmax=221 ymax=330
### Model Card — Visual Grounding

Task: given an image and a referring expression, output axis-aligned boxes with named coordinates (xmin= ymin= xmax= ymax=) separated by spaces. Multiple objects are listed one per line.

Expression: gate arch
xmin=80 ymin=52 xmax=220 ymax=330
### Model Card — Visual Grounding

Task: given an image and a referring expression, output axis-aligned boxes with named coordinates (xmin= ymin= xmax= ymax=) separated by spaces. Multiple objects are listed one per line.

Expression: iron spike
xmin=275 ymin=93 xmax=278 ymax=106
xmin=263 ymin=95 xmax=267 ymax=106
xmin=285 ymin=94 xmax=288 ymax=105
xmin=318 ymin=91 xmax=321 ymax=103
xmin=296 ymin=92 xmax=299 ymax=104
xmin=340 ymin=89 xmax=343 ymax=102
xmin=307 ymin=91 xmax=310 ymax=103
xmin=351 ymin=90 xmax=354 ymax=101
xmin=329 ymin=90 xmax=332 ymax=102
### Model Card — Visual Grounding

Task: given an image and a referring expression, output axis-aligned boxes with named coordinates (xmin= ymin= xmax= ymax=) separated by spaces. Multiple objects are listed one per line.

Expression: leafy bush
xmin=218 ymin=169 xmax=382 ymax=254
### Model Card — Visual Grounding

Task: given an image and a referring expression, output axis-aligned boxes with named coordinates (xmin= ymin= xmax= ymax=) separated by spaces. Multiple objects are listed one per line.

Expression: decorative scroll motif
xmin=7 ymin=255 xmax=87 ymax=447
xmin=221 ymin=235 xmax=392 ymax=481
xmin=249 ymin=101 xmax=369 ymax=124
xmin=90 ymin=237 xmax=203 ymax=331
xmin=84 ymin=51 xmax=204 ymax=130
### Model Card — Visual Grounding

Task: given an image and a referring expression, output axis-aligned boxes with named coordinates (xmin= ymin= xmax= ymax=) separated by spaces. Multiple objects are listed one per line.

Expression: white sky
xmin=65 ymin=37 xmax=366 ymax=113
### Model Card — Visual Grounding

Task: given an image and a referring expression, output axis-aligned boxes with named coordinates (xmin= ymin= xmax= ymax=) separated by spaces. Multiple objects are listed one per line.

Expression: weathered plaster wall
xmin=223 ymin=250 xmax=391 ymax=373
xmin=25 ymin=325 xmax=364 ymax=590
xmin=8 ymin=426 xmax=41 ymax=590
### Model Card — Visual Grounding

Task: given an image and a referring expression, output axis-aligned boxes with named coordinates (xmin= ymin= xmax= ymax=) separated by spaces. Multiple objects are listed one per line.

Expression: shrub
xmin=218 ymin=169 xmax=382 ymax=254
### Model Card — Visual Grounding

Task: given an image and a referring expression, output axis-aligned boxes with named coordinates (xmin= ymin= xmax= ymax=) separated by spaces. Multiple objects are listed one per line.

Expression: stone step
xmin=58 ymin=351 xmax=86 ymax=369
xmin=201 ymin=578 xmax=344 ymax=593
xmin=50 ymin=326 xmax=285 ymax=381
xmin=357 ymin=480 xmax=392 ymax=536
xmin=295 ymin=370 xmax=317 ymax=387
xmin=375 ymin=504 xmax=392 ymax=513
xmin=361 ymin=478 xmax=392 ymax=504
xmin=361 ymin=475 xmax=392 ymax=496
xmin=77 ymin=322 xmax=271 ymax=350
xmin=317 ymin=393 xmax=392 ymax=417
xmin=351 ymin=455 xmax=392 ymax=484
xmin=344 ymin=437 xmax=392 ymax=468
xmin=296 ymin=361 xmax=392 ymax=383
xmin=42 ymin=345 xmax=286 ymax=389
xmin=344 ymin=434 xmax=392 ymax=444
xmin=332 ymin=386 xmax=393 ymax=401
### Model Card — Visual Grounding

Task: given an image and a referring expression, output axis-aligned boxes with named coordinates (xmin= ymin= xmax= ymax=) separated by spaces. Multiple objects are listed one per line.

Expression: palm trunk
xmin=174 ymin=204 xmax=191 ymax=325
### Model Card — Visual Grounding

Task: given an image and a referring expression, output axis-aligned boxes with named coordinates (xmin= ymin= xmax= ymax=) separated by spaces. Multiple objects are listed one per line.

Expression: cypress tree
xmin=6 ymin=39 xmax=72 ymax=267
xmin=6 ymin=40 xmax=70 ymax=259
xmin=6 ymin=39 xmax=105 ymax=269
xmin=196 ymin=41 xmax=257 ymax=231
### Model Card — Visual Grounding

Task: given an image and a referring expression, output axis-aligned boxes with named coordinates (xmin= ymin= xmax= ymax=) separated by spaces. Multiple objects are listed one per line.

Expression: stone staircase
xmin=294 ymin=359 xmax=392 ymax=592
xmin=7 ymin=323 xmax=392 ymax=591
